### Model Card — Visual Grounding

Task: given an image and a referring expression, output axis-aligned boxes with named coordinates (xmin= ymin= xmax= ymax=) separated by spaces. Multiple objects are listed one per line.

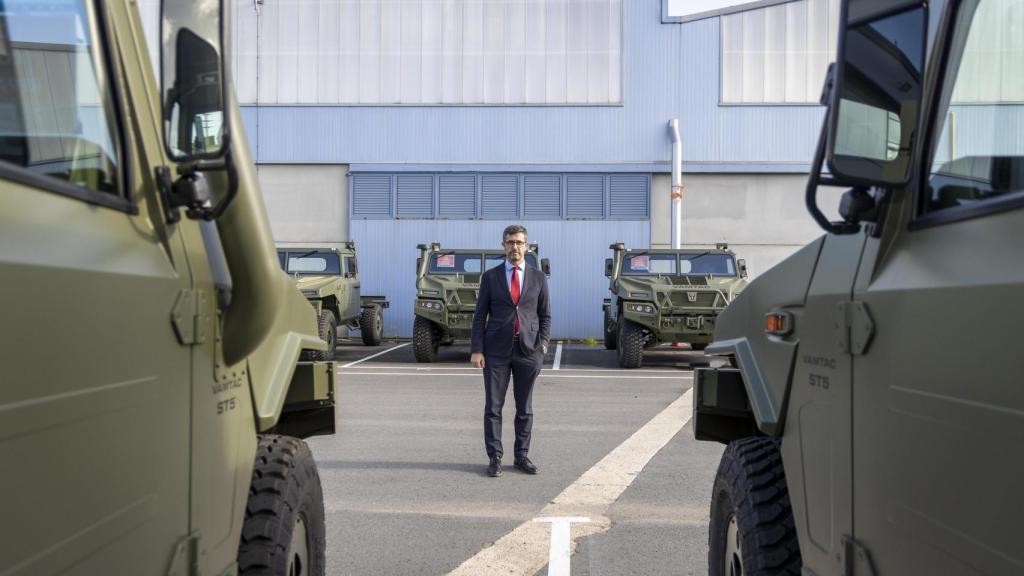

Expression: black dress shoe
xmin=513 ymin=457 xmax=538 ymax=475
xmin=487 ymin=457 xmax=502 ymax=477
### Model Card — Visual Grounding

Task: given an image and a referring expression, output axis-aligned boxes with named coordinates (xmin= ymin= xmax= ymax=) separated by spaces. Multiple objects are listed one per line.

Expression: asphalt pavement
xmin=308 ymin=340 xmax=725 ymax=576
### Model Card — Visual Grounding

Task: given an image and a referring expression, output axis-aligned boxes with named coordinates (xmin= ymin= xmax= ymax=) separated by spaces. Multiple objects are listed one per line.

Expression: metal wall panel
xmin=241 ymin=1 xmax=827 ymax=168
xmin=523 ymin=175 xmax=562 ymax=218
xmin=480 ymin=175 xmax=519 ymax=218
xmin=396 ymin=174 xmax=434 ymax=217
xmin=351 ymin=173 xmax=392 ymax=217
xmin=608 ymin=175 xmax=650 ymax=218
xmin=438 ymin=175 xmax=477 ymax=217
xmin=566 ymin=175 xmax=605 ymax=218
xmin=350 ymin=219 xmax=649 ymax=338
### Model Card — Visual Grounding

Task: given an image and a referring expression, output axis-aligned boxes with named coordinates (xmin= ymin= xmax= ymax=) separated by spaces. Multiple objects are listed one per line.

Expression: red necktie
xmin=511 ymin=266 xmax=520 ymax=335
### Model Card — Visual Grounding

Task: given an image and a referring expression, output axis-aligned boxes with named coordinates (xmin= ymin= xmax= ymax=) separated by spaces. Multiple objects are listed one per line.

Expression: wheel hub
xmin=288 ymin=515 xmax=309 ymax=576
xmin=724 ymin=515 xmax=744 ymax=576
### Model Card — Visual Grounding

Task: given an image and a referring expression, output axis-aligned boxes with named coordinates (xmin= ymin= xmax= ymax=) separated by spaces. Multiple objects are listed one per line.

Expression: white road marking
xmin=340 ymin=343 xmax=410 ymax=368
xmin=553 ymin=342 xmax=563 ymax=370
xmin=448 ymin=388 xmax=695 ymax=576
xmin=340 ymin=372 xmax=692 ymax=380
xmin=533 ymin=517 xmax=591 ymax=576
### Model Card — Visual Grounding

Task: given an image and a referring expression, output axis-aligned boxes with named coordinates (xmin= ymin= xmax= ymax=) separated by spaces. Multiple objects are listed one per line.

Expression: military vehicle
xmin=0 ymin=1 xmax=336 ymax=575
xmin=413 ymin=243 xmax=550 ymax=362
xmin=693 ymin=0 xmax=1023 ymax=574
xmin=278 ymin=243 xmax=389 ymax=360
xmin=602 ymin=243 xmax=748 ymax=368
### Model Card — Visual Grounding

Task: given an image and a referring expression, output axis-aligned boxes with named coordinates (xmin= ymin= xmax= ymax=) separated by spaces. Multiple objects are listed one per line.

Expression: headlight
xmin=419 ymin=300 xmax=443 ymax=310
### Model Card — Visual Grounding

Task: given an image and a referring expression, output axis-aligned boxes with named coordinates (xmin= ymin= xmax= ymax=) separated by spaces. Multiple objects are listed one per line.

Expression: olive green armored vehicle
xmin=413 ymin=243 xmax=550 ymax=362
xmin=1 ymin=1 xmax=335 ymax=574
xmin=602 ymin=243 xmax=747 ymax=368
xmin=694 ymin=0 xmax=1024 ymax=574
xmin=278 ymin=242 xmax=389 ymax=360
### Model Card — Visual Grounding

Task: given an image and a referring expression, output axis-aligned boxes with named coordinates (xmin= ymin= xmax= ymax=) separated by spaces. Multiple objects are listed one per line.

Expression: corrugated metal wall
xmin=350 ymin=219 xmax=649 ymax=338
xmin=239 ymin=0 xmax=828 ymax=167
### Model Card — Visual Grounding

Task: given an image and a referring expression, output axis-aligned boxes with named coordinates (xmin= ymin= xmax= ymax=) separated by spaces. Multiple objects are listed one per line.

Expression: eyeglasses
xmin=503 ymin=240 xmax=527 ymax=247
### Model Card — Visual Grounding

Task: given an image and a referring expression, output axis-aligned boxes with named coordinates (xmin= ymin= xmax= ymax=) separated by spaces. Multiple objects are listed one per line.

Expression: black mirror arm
xmin=806 ymin=119 xmax=861 ymax=235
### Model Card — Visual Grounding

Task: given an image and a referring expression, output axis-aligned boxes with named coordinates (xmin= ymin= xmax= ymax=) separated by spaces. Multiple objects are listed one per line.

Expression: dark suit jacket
xmin=470 ymin=262 xmax=551 ymax=357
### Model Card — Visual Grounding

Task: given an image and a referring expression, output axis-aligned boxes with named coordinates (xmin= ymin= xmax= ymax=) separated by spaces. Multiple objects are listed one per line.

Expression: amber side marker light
xmin=765 ymin=312 xmax=792 ymax=336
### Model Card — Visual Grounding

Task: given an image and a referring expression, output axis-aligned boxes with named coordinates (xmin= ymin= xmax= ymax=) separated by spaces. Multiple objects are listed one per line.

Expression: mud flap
xmin=270 ymin=361 xmax=336 ymax=439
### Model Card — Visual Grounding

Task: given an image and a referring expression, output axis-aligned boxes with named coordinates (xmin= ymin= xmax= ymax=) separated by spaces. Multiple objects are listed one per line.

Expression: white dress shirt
xmin=504 ymin=259 xmax=525 ymax=295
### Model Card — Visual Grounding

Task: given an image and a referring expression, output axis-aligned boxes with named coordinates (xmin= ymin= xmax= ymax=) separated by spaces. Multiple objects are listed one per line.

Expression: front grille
xmin=668 ymin=291 xmax=721 ymax=308
xmin=452 ymin=289 xmax=477 ymax=308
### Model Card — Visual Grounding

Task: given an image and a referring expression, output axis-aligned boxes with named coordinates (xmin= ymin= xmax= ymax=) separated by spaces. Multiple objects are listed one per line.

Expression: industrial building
xmin=139 ymin=0 xmax=848 ymax=338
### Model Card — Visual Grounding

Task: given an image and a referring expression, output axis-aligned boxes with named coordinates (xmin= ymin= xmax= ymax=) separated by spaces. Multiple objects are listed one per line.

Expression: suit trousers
xmin=483 ymin=337 xmax=542 ymax=459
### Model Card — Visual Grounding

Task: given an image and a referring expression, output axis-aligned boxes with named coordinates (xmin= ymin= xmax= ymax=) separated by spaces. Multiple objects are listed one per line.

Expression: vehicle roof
xmin=277 ymin=246 xmax=349 ymax=254
xmin=616 ymin=247 xmax=735 ymax=255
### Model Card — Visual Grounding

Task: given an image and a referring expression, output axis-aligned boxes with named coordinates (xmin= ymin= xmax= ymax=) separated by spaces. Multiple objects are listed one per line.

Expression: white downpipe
xmin=669 ymin=119 xmax=683 ymax=249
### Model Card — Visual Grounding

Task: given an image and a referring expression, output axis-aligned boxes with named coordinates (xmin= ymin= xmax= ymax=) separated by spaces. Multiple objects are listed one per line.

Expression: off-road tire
xmin=616 ymin=319 xmax=645 ymax=369
xmin=413 ymin=316 xmax=440 ymax=363
xmin=709 ymin=437 xmax=801 ymax=576
xmin=603 ymin=308 xmax=618 ymax=350
xmin=310 ymin=310 xmax=336 ymax=361
xmin=359 ymin=305 xmax=384 ymax=346
xmin=238 ymin=435 xmax=326 ymax=576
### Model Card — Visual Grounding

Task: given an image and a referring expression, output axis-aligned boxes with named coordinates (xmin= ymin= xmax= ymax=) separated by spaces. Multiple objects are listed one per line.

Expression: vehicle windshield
xmin=680 ymin=254 xmax=736 ymax=276
xmin=430 ymin=253 xmax=539 ymax=274
xmin=279 ymin=252 xmax=342 ymax=275
xmin=621 ymin=254 xmax=677 ymax=275
xmin=620 ymin=253 xmax=736 ymax=276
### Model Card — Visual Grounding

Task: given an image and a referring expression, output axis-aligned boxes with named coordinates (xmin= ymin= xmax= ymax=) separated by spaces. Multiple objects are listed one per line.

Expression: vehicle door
xmin=343 ymin=253 xmax=362 ymax=319
xmin=851 ymin=0 xmax=1024 ymax=572
xmin=0 ymin=0 xmax=191 ymax=572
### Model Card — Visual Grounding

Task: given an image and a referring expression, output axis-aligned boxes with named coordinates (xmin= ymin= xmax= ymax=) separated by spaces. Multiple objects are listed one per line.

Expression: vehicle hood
xmin=292 ymin=275 xmax=337 ymax=295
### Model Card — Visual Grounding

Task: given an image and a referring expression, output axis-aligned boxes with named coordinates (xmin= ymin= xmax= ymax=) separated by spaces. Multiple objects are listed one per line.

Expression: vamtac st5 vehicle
xmin=278 ymin=243 xmax=389 ymax=360
xmin=603 ymin=243 xmax=747 ymax=368
xmin=412 ymin=242 xmax=550 ymax=362
xmin=0 ymin=1 xmax=337 ymax=574
xmin=693 ymin=0 xmax=1024 ymax=574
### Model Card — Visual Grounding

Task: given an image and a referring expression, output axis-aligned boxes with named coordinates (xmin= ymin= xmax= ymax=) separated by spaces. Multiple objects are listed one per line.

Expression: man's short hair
xmin=503 ymin=224 xmax=528 ymax=241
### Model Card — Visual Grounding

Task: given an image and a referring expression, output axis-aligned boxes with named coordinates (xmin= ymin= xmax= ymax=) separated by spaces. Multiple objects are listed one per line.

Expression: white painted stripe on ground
xmin=448 ymin=388 xmax=695 ymax=576
xmin=339 ymin=366 xmax=695 ymax=374
xmin=534 ymin=517 xmax=591 ymax=576
xmin=553 ymin=342 xmax=563 ymax=370
xmin=340 ymin=372 xmax=692 ymax=380
xmin=340 ymin=343 xmax=410 ymax=368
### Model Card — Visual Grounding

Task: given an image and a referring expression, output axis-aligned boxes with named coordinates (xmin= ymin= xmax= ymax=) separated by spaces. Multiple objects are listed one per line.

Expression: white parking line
xmin=448 ymin=388 xmax=695 ymax=576
xmin=339 ymin=366 xmax=693 ymax=374
xmin=340 ymin=372 xmax=692 ymax=380
xmin=340 ymin=343 xmax=410 ymax=368
xmin=553 ymin=342 xmax=563 ymax=370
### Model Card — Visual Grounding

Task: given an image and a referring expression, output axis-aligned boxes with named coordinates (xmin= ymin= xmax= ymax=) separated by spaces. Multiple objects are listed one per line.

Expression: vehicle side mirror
xmin=541 ymin=258 xmax=551 ymax=278
xmin=605 ymin=258 xmax=613 ymax=278
xmin=161 ymin=0 xmax=228 ymax=161
xmin=826 ymin=2 xmax=926 ymax=187
xmin=737 ymin=259 xmax=748 ymax=279
xmin=416 ymin=257 xmax=423 ymax=272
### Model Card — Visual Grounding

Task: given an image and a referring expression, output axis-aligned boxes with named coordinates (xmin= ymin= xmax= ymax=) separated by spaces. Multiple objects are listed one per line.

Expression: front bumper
xmin=622 ymin=306 xmax=724 ymax=342
xmin=414 ymin=300 xmax=475 ymax=339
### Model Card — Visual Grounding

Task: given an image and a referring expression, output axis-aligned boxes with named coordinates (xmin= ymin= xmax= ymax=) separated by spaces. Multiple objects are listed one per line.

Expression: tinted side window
xmin=0 ymin=0 xmax=121 ymax=196
xmin=925 ymin=0 xmax=1024 ymax=214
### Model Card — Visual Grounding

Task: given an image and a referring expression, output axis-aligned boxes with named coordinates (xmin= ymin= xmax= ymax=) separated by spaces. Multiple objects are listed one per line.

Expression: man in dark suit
xmin=471 ymin=224 xmax=551 ymax=478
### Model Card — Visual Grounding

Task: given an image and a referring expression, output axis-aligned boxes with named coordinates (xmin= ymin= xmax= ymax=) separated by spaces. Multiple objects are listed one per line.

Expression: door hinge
xmin=841 ymin=535 xmax=878 ymax=576
xmin=835 ymin=300 xmax=874 ymax=355
xmin=172 ymin=289 xmax=208 ymax=345
xmin=166 ymin=531 xmax=200 ymax=576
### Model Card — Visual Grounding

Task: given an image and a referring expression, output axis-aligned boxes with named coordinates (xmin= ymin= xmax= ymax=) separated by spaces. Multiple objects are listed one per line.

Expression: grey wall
xmin=650 ymin=173 xmax=842 ymax=276
xmin=258 ymin=164 xmax=349 ymax=247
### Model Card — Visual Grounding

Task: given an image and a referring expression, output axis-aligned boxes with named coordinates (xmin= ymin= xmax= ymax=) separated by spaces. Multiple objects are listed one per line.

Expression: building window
xmin=720 ymin=0 xmax=840 ymax=104
xmin=234 ymin=0 xmax=623 ymax=106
